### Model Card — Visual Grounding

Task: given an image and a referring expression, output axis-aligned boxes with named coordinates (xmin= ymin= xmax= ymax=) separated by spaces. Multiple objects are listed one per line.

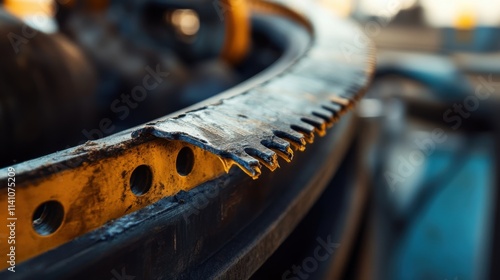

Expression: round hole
xmin=130 ymin=165 xmax=153 ymax=196
xmin=176 ymin=147 xmax=195 ymax=176
xmin=32 ymin=200 xmax=64 ymax=236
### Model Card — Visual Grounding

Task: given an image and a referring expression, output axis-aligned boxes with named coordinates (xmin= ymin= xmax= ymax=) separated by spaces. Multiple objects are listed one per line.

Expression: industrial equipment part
xmin=0 ymin=0 xmax=374 ymax=278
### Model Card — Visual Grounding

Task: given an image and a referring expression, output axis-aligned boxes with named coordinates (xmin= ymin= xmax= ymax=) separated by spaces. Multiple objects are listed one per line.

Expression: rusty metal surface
xmin=0 ymin=140 xmax=228 ymax=268
xmin=3 ymin=110 xmax=358 ymax=280
xmin=0 ymin=0 xmax=375 ymax=272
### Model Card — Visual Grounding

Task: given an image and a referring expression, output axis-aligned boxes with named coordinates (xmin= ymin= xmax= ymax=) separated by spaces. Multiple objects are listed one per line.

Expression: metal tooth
xmin=273 ymin=130 xmax=306 ymax=151
xmin=312 ymin=112 xmax=335 ymax=128
xmin=293 ymin=120 xmax=316 ymax=133
xmin=232 ymin=153 xmax=262 ymax=179
xmin=270 ymin=148 xmax=294 ymax=163
xmin=273 ymin=129 xmax=306 ymax=145
xmin=290 ymin=125 xmax=314 ymax=144
xmin=312 ymin=109 xmax=335 ymax=122
xmin=260 ymin=138 xmax=293 ymax=162
xmin=244 ymin=147 xmax=279 ymax=171
xmin=303 ymin=114 xmax=325 ymax=125
xmin=300 ymin=117 xmax=326 ymax=136
xmin=286 ymin=140 xmax=306 ymax=152
xmin=321 ymin=104 xmax=341 ymax=116
xmin=330 ymin=95 xmax=351 ymax=109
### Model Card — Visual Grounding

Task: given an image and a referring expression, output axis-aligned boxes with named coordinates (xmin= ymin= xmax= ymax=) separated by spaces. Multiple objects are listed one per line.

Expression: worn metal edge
xmin=0 ymin=0 xmax=375 ymax=183
xmin=0 ymin=1 xmax=302 ymax=184
xmin=193 ymin=112 xmax=359 ymax=280
xmin=132 ymin=0 xmax=376 ymax=178
xmin=1 ymin=108 xmax=358 ymax=280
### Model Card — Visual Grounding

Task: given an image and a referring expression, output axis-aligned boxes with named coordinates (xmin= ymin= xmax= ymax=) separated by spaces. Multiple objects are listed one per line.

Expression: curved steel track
xmin=0 ymin=0 xmax=375 ymax=278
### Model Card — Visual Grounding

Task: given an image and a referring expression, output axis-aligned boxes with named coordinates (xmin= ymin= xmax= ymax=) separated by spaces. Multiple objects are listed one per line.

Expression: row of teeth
xmin=134 ymin=95 xmax=356 ymax=179
xmin=133 ymin=3 xmax=373 ymax=179
xmin=238 ymin=97 xmax=354 ymax=178
xmin=132 ymin=53 xmax=371 ymax=178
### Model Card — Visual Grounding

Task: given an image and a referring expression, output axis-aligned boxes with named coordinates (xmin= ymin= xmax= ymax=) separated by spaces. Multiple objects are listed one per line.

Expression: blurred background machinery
xmin=348 ymin=1 xmax=500 ymax=279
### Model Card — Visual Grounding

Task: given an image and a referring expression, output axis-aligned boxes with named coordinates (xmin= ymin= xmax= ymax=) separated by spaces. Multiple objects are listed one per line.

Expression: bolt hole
xmin=176 ymin=147 xmax=194 ymax=176
xmin=130 ymin=165 xmax=153 ymax=196
xmin=32 ymin=201 xmax=64 ymax=236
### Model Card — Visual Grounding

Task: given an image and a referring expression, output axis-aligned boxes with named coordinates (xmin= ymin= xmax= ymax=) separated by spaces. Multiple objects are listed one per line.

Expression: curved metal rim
xmin=0 ymin=0 xmax=375 ymax=179
xmin=0 ymin=0 xmax=375 ymax=272
xmin=3 ymin=111 xmax=358 ymax=280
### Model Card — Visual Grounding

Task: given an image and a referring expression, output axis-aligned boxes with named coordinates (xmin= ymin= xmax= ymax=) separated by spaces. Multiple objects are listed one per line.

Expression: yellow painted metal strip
xmin=0 ymin=139 xmax=226 ymax=268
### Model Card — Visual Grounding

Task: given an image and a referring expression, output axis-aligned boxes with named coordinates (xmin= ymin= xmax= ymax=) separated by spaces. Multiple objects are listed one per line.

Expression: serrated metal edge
xmin=132 ymin=0 xmax=376 ymax=178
